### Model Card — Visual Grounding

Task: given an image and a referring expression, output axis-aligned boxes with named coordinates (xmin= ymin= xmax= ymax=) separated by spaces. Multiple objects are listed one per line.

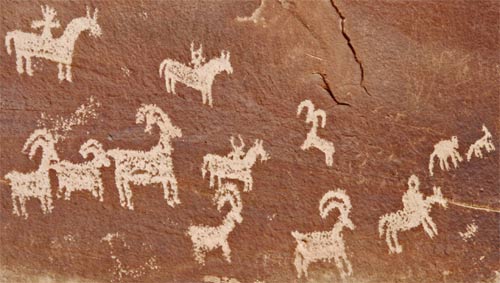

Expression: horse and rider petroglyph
xmin=202 ymin=136 xmax=269 ymax=192
xmin=159 ymin=42 xmax=233 ymax=107
xmin=5 ymin=5 xmax=101 ymax=82
xmin=378 ymin=175 xmax=447 ymax=254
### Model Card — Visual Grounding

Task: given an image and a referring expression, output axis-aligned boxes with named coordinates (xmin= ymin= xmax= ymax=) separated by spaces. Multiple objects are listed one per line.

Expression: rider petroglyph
xmin=5 ymin=6 xmax=101 ymax=82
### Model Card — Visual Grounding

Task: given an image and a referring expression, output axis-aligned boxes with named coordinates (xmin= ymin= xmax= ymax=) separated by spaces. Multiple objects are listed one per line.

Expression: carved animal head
xmin=22 ymin=129 xmax=59 ymax=164
xmin=297 ymin=99 xmax=323 ymax=126
xmin=215 ymin=183 xmax=243 ymax=224
xmin=219 ymin=51 xmax=233 ymax=74
xmin=136 ymin=104 xmax=182 ymax=139
xmin=79 ymin=139 xmax=110 ymax=167
xmin=319 ymin=189 xmax=355 ymax=230
xmin=84 ymin=7 xmax=102 ymax=37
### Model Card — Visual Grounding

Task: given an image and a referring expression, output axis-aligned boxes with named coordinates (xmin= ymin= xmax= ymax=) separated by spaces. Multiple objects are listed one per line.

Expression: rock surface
xmin=0 ymin=0 xmax=498 ymax=282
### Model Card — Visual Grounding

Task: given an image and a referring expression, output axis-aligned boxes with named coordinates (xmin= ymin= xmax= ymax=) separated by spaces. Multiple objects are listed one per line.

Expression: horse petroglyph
xmin=187 ymin=182 xmax=243 ymax=265
xmin=51 ymin=139 xmax=110 ymax=201
xmin=159 ymin=42 xmax=233 ymax=107
xmin=107 ymin=104 xmax=182 ymax=210
xmin=378 ymin=175 xmax=447 ymax=254
xmin=466 ymin=125 xmax=495 ymax=161
xmin=429 ymin=136 xmax=463 ymax=176
xmin=291 ymin=189 xmax=355 ymax=280
xmin=297 ymin=100 xmax=335 ymax=167
xmin=5 ymin=6 xmax=101 ymax=82
xmin=202 ymin=135 xmax=270 ymax=192
xmin=4 ymin=129 xmax=58 ymax=218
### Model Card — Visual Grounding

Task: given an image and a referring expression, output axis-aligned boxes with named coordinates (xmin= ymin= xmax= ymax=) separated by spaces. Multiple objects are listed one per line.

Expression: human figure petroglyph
xmin=107 ymin=104 xmax=182 ymax=210
xmin=429 ymin=136 xmax=463 ymax=176
xmin=159 ymin=42 xmax=233 ymax=107
xmin=31 ymin=5 xmax=60 ymax=40
xmin=378 ymin=175 xmax=447 ymax=254
xmin=4 ymin=129 xmax=59 ymax=218
xmin=202 ymin=137 xmax=270 ymax=192
xmin=5 ymin=6 xmax=101 ymax=82
xmin=291 ymin=189 xmax=355 ymax=280
xmin=297 ymin=100 xmax=335 ymax=166
xmin=187 ymin=182 xmax=243 ymax=265
xmin=466 ymin=125 xmax=495 ymax=161
xmin=52 ymin=139 xmax=110 ymax=201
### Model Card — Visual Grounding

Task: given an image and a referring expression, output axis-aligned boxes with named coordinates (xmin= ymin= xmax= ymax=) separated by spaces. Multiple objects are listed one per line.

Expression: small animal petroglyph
xmin=187 ymin=183 xmax=243 ymax=265
xmin=4 ymin=129 xmax=58 ymax=218
xmin=291 ymin=189 xmax=355 ymax=280
xmin=102 ymin=233 xmax=159 ymax=283
xmin=297 ymin=100 xmax=335 ymax=166
xmin=378 ymin=175 xmax=447 ymax=254
xmin=236 ymin=0 xmax=267 ymax=27
xmin=52 ymin=139 xmax=110 ymax=201
xmin=5 ymin=6 xmax=101 ymax=82
xmin=466 ymin=125 xmax=495 ymax=161
xmin=459 ymin=222 xmax=478 ymax=242
xmin=107 ymin=104 xmax=182 ymax=210
xmin=202 ymin=136 xmax=270 ymax=192
xmin=429 ymin=136 xmax=463 ymax=176
xmin=159 ymin=42 xmax=233 ymax=107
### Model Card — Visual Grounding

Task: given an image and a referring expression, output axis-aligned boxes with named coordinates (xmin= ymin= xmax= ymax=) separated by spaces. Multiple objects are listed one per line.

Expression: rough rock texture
xmin=0 ymin=0 xmax=498 ymax=282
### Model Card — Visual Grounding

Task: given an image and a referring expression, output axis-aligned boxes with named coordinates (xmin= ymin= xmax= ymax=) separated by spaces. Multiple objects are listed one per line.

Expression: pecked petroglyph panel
xmin=0 ymin=1 xmax=499 ymax=283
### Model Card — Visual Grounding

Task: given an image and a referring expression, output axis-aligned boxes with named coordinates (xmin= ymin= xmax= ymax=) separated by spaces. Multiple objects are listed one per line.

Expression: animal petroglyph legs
xmin=378 ymin=175 xmax=447 ymax=254
xmin=429 ymin=136 xmax=462 ymax=176
xmin=16 ymin=55 xmax=24 ymax=74
xmin=25 ymin=57 xmax=33 ymax=76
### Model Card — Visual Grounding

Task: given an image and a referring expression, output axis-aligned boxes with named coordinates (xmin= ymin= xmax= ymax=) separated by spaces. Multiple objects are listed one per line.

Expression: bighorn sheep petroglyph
xmin=466 ymin=125 xmax=495 ymax=161
xmin=52 ymin=139 xmax=110 ymax=201
xmin=107 ymin=104 xmax=182 ymax=210
xmin=202 ymin=136 xmax=269 ymax=192
xmin=159 ymin=42 xmax=233 ymax=107
xmin=428 ymin=136 xmax=463 ymax=176
xmin=4 ymin=129 xmax=59 ymax=218
xmin=5 ymin=6 xmax=101 ymax=81
xmin=187 ymin=183 xmax=243 ymax=265
xmin=297 ymin=99 xmax=335 ymax=166
xmin=378 ymin=175 xmax=447 ymax=254
xmin=291 ymin=189 xmax=355 ymax=280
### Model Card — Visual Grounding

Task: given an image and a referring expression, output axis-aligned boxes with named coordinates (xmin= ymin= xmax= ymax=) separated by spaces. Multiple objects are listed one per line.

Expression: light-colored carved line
xmin=447 ymin=200 xmax=500 ymax=213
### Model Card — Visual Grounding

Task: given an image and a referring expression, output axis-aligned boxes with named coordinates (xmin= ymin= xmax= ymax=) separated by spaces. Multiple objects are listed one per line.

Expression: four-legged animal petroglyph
xmin=5 ymin=6 xmax=101 ymax=82
xmin=4 ymin=129 xmax=59 ymax=218
xmin=52 ymin=139 xmax=110 ymax=201
xmin=187 ymin=182 xmax=243 ymax=265
xmin=291 ymin=189 xmax=355 ymax=280
xmin=297 ymin=100 xmax=335 ymax=166
xmin=159 ymin=42 xmax=233 ymax=107
xmin=466 ymin=125 xmax=495 ymax=161
xmin=202 ymin=136 xmax=269 ymax=192
xmin=107 ymin=104 xmax=182 ymax=210
xmin=378 ymin=175 xmax=447 ymax=254
xmin=429 ymin=136 xmax=463 ymax=176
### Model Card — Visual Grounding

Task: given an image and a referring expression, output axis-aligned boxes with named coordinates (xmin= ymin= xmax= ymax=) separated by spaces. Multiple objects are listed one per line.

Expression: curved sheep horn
xmin=319 ymin=189 xmax=351 ymax=220
xmin=297 ymin=100 xmax=315 ymax=120
xmin=22 ymin=129 xmax=53 ymax=154
xmin=79 ymin=139 xmax=103 ymax=159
